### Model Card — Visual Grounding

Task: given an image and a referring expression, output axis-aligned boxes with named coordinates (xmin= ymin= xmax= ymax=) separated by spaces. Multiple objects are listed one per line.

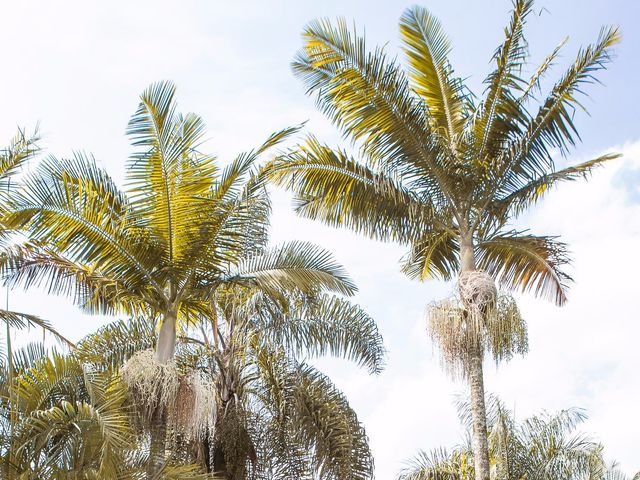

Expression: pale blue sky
xmin=1 ymin=1 xmax=639 ymax=477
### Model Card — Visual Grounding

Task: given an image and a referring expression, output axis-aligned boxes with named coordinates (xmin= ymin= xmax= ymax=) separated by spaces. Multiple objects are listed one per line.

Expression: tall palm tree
xmin=398 ymin=397 xmax=636 ymax=480
xmin=265 ymin=2 xmax=620 ymax=479
xmin=0 ymin=81 xmax=364 ymax=477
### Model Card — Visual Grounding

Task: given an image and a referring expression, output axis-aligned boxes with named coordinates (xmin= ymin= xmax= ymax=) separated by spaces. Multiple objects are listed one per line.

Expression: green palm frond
xmin=517 ymin=37 xmax=568 ymax=105
xmin=0 ymin=241 xmax=148 ymax=315
xmin=230 ymin=241 xmax=356 ymax=296
xmin=74 ymin=317 xmax=155 ymax=370
xmin=398 ymin=448 xmax=471 ymax=480
xmin=254 ymin=349 xmax=373 ymax=480
xmin=294 ymin=18 xmax=448 ymax=196
xmin=494 ymin=152 xmax=620 ymax=217
xmin=257 ymin=293 xmax=385 ymax=374
xmin=0 ymin=310 xmax=72 ymax=347
xmin=502 ymin=26 xmax=620 ymax=189
xmin=476 ymin=232 xmax=571 ymax=305
xmin=403 ymin=400 xmax=614 ymax=480
xmin=473 ymin=0 xmax=532 ymax=159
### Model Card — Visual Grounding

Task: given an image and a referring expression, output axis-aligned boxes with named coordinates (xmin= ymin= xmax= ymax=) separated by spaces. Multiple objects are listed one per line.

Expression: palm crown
xmin=267 ymin=0 xmax=620 ymax=306
xmin=1 ymin=81 xmax=358 ymax=363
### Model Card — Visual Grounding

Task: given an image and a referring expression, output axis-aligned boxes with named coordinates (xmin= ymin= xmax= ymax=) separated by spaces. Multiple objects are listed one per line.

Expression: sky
xmin=1 ymin=0 xmax=639 ymax=477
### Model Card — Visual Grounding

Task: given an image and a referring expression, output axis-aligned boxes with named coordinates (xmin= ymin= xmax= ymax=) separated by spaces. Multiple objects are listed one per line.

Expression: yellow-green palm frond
xmin=74 ymin=317 xmax=155 ymax=370
xmin=0 ymin=310 xmax=72 ymax=348
xmin=5 ymin=154 xmax=163 ymax=298
xmin=183 ymin=125 xmax=299 ymax=274
xmin=0 ymin=127 xmax=40 ymax=190
xmin=399 ymin=6 xmax=468 ymax=146
xmin=266 ymin=136 xmax=433 ymax=244
xmin=401 ymin=228 xmax=460 ymax=282
xmin=472 ymin=0 xmax=533 ymax=160
xmin=398 ymin=447 xmax=472 ymax=480
xmin=126 ymin=80 xmax=216 ymax=264
xmin=0 ymin=128 xmax=41 ymax=249
xmin=10 ymin=352 xmax=85 ymax=414
xmin=294 ymin=18 xmax=448 ymax=197
xmin=517 ymin=37 xmax=568 ymax=106
xmin=501 ymin=26 xmax=621 ymax=190
xmin=12 ymin=369 xmax=133 ymax=478
xmin=0 ymin=241 xmax=152 ymax=316
xmin=476 ymin=232 xmax=571 ymax=305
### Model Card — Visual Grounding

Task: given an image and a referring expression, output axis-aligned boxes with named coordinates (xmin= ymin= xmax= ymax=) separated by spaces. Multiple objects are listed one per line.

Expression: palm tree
xmin=0 ymin=339 xmax=216 ymax=479
xmin=0 ymin=131 xmax=71 ymax=378
xmin=77 ymin=276 xmax=384 ymax=479
xmin=265 ymin=2 xmax=620 ymax=479
xmin=0 ymin=81 xmax=365 ymax=477
xmin=398 ymin=396 xmax=635 ymax=480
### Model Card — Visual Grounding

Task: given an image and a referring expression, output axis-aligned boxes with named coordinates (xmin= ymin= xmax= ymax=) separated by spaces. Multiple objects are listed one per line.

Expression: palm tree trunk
xmin=147 ymin=416 xmax=167 ymax=478
xmin=459 ymin=232 xmax=491 ymax=480
xmin=468 ymin=345 xmax=491 ymax=480
xmin=156 ymin=310 xmax=177 ymax=364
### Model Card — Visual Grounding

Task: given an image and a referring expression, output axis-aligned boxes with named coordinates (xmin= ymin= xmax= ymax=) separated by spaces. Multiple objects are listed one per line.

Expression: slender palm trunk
xmin=147 ymin=416 xmax=167 ymax=478
xmin=155 ymin=310 xmax=177 ymax=364
xmin=459 ymin=233 xmax=491 ymax=480
xmin=149 ymin=310 xmax=176 ymax=477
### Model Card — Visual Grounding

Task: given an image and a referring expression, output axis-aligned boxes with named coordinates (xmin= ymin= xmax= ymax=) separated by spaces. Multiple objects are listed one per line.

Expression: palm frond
xmin=401 ymin=228 xmax=460 ymax=281
xmin=0 ymin=309 xmax=72 ymax=347
xmin=126 ymin=80 xmax=216 ymax=264
xmin=266 ymin=136 xmax=433 ymax=243
xmin=502 ymin=26 xmax=620 ymax=188
xmin=473 ymin=0 xmax=532 ymax=159
xmin=476 ymin=232 xmax=571 ymax=305
xmin=399 ymin=6 xmax=467 ymax=144
xmin=4 ymin=154 xmax=162 ymax=296
xmin=258 ymin=293 xmax=385 ymax=374
xmin=494 ymin=152 xmax=621 ymax=217
xmin=295 ymin=18 xmax=449 ymax=198
xmin=230 ymin=241 xmax=356 ymax=296
xmin=74 ymin=317 xmax=155 ymax=370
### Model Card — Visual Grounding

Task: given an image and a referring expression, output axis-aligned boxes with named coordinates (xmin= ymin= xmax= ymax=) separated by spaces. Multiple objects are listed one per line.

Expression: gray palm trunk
xmin=459 ymin=232 xmax=491 ymax=480
xmin=155 ymin=310 xmax=177 ymax=364
xmin=148 ymin=309 xmax=177 ymax=478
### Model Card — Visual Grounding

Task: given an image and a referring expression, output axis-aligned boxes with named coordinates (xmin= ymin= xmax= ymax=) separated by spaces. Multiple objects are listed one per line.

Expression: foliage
xmin=398 ymin=397 xmax=636 ymax=480
xmin=266 ymin=0 xmax=620 ymax=306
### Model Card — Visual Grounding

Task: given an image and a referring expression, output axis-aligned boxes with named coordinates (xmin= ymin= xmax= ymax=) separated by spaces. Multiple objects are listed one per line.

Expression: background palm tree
xmin=0 ymin=337 xmax=220 ymax=479
xmin=0 ymin=130 xmax=71 ymax=378
xmin=398 ymin=396 xmax=638 ymax=480
xmin=0 ymin=81 xmax=369 ymax=477
xmin=265 ymin=2 xmax=620 ymax=479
